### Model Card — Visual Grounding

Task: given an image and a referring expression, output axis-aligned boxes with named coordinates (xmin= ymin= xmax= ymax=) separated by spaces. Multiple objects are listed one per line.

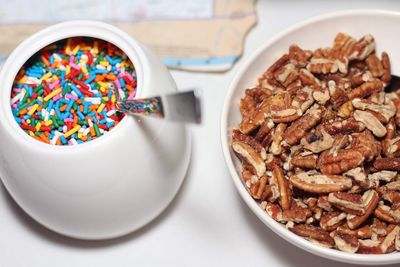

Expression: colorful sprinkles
xmin=116 ymin=97 xmax=163 ymax=118
xmin=10 ymin=37 xmax=137 ymax=145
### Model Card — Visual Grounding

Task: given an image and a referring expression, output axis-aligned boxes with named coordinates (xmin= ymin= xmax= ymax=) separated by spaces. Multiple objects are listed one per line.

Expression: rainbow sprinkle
xmin=10 ymin=37 xmax=137 ymax=145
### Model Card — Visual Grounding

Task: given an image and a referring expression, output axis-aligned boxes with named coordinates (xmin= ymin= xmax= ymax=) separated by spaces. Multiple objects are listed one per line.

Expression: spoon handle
xmin=116 ymin=90 xmax=201 ymax=124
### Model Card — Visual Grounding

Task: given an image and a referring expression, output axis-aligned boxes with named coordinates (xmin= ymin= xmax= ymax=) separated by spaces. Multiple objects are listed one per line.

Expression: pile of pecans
xmin=232 ymin=33 xmax=400 ymax=254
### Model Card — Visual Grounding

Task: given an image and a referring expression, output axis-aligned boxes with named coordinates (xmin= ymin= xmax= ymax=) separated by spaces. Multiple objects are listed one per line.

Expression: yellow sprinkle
xmin=94 ymin=41 xmax=99 ymax=54
xmin=64 ymin=125 xmax=81 ymax=138
xmin=43 ymin=88 xmax=61 ymax=102
xmin=26 ymin=119 xmax=31 ymax=124
xmin=97 ymin=103 xmax=106 ymax=113
xmin=35 ymin=122 xmax=42 ymax=131
xmin=77 ymin=132 xmax=83 ymax=139
xmin=28 ymin=131 xmax=34 ymax=137
xmin=66 ymin=39 xmax=71 ymax=55
xmin=28 ymin=104 xmax=39 ymax=116
xmin=37 ymin=96 xmax=43 ymax=102
xmin=102 ymin=97 xmax=109 ymax=101
xmin=40 ymin=72 xmax=52 ymax=81
xmin=44 ymin=120 xmax=53 ymax=126
xmin=99 ymin=86 xmax=106 ymax=93
xmin=111 ymin=94 xmax=116 ymax=103
xmin=18 ymin=76 xmax=28 ymax=84
xmin=72 ymin=45 xmax=80 ymax=56
xmin=80 ymin=57 xmax=88 ymax=64
xmin=81 ymin=64 xmax=88 ymax=74
xmin=100 ymin=61 xmax=109 ymax=67
xmin=66 ymin=65 xmax=71 ymax=75
xmin=97 ymin=82 xmax=107 ymax=87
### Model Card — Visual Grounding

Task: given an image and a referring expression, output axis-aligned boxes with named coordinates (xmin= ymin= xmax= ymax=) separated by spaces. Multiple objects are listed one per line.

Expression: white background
xmin=2 ymin=1 xmax=400 ymax=266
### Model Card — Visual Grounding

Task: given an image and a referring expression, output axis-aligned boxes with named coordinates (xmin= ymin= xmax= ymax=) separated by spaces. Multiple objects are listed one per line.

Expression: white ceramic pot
xmin=0 ymin=21 xmax=190 ymax=240
xmin=221 ymin=10 xmax=400 ymax=265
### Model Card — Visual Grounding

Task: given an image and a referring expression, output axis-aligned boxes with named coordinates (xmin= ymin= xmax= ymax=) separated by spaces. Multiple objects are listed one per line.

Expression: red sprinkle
xmin=21 ymin=124 xmax=36 ymax=131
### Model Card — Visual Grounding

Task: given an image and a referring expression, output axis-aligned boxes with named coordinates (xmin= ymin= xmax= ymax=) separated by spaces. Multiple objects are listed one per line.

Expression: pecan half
xmin=366 ymin=54 xmax=384 ymax=77
xmin=374 ymin=158 xmax=400 ymax=171
xmin=357 ymin=239 xmax=383 ymax=254
xmin=301 ymin=129 xmax=334 ymax=153
xmin=331 ymin=231 xmax=360 ymax=253
xmin=273 ymin=165 xmax=292 ymax=210
xmin=352 ymin=34 xmax=376 ymax=61
xmin=307 ymin=48 xmax=348 ymax=74
xmin=232 ymin=130 xmax=267 ymax=160
xmin=319 ymin=149 xmax=364 ymax=175
xmin=265 ymin=202 xmax=283 ymax=222
xmin=250 ymin=175 xmax=268 ymax=200
xmin=353 ymin=110 xmax=387 ymax=137
xmin=289 ymin=224 xmax=335 ymax=248
xmin=352 ymin=97 xmax=396 ymax=123
xmin=232 ymin=141 xmax=266 ymax=177
xmin=323 ymin=118 xmax=365 ymax=135
xmin=283 ymin=105 xmax=322 ymax=145
xmin=269 ymin=123 xmax=287 ymax=155
xmin=336 ymin=224 xmax=373 ymax=239
xmin=348 ymin=80 xmax=383 ymax=100
xmin=374 ymin=203 xmax=400 ymax=224
xmin=282 ymin=199 xmax=312 ymax=223
xmin=379 ymin=225 xmax=400 ymax=253
xmin=320 ymin=211 xmax=347 ymax=231
xmin=254 ymin=119 xmax=275 ymax=142
xmin=346 ymin=190 xmax=379 ymax=229
xmin=291 ymin=154 xmax=318 ymax=169
xmin=290 ymin=172 xmax=352 ymax=193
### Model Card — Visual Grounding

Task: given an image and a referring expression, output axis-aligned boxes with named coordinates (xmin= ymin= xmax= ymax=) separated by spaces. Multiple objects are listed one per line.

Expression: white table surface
xmin=2 ymin=1 xmax=400 ymax=266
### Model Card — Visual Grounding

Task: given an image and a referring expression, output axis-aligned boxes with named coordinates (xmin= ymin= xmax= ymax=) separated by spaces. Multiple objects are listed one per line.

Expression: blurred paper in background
xmin=0 ymin=0 xmax=257 ymax=72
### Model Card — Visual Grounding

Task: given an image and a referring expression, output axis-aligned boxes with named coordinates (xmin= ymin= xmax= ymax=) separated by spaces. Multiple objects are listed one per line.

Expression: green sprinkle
xmin=93 ymin=124 xmax=100 ymax=137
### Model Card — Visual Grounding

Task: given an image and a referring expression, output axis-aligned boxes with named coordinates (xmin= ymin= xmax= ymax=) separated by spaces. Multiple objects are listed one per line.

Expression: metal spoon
xmin=115 ymin=89 xmax=202 ymax=124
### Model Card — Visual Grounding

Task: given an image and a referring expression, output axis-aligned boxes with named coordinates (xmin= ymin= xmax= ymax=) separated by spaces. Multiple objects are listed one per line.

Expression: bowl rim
xmin=221 ymin=9 xmax=400 ymax=265
xmin=0 ymin=20 xmax=145 ymax=151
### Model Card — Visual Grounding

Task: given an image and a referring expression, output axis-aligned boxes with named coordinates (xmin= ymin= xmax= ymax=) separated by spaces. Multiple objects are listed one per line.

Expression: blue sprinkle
xmin=47 ymin=100 xmax=54 ymax=112
xmin=60 ymin=135 xmax=67 ymax=145
xmin=119 ymin=78 xmax=125 ymax=87
xmin=77 ymin=111 xmax=85 ymax=120
xmin=84 ymin=75 xmax=96 ymax=84
xmin=66 ymin=99 xmax=75 ymax=112
xmin=70 ymin=84 xmax=83 ymax=98
xmin=106 ymin=55 xmax=114 ymax=65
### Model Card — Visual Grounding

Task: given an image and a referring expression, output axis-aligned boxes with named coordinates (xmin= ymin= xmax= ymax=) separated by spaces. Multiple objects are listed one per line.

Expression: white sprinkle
xmin=96 ymin=64 xmax=106 ymax=70
xmin=50 ymin=135 xmax=59 ymax=145
xmin=11 ymin=89 xmax=25 ymax=104
xmin=62 ymin=125 xmax=67 ymax=133
xmin=83 ymin=127 xmax=91 ymax=136
xmin=26 ymin=77 xmax=41 ymax=85
xmin=118 ymin=88 xmax=125 ymax=100
xmin=84 ymin=97 xmax=101 ymax=105
xmin=71 ymin=91 xmax=78 ymax=97
xmin=41 ymin=109 xmax=50 ymax=121
xmin=53 ymin=53 xmax=62 ymax=62
xmin=69 ymin=138 xmax=78 ymax=145
xmin=106 ymin=110 xmax=116 ymax=116
xmin=87 ymin=119 xmax=93 ymax=127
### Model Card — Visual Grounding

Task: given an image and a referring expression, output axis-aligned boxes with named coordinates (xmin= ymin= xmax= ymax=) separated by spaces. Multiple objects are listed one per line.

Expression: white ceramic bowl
xmin=221 ymin=10 xmax=400 ymax=265
xmin=0 ymin=21 xmax=190 ymax=240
